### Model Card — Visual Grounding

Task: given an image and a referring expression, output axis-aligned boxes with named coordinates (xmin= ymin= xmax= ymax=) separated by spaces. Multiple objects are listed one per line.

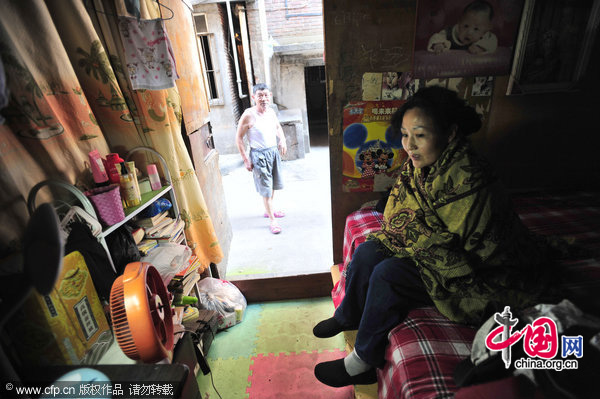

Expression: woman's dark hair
xmin=390 ymin=86 xmax=482 ymax=139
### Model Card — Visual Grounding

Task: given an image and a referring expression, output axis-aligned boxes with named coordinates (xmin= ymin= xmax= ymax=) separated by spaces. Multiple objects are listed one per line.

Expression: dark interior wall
xmin=477 ymin=75 xmax=600 ymax=190
xmin=324 ymin=0 xmax=600 ymax=264
xmin=324 ymin=0 xmax=417 ymax=263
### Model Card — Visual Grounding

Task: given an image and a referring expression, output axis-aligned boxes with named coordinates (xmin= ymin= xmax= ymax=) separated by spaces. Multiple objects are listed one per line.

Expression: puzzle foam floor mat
xmin=197 ymin=297 xmax=354 ymax=398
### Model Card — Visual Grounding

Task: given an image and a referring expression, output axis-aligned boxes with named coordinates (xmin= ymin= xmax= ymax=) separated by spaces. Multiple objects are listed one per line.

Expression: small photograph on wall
xmin=467 ymin=77 xmax=494 ymax=126
xmin=362 ymin=73 xmax=384 ymax=100
xmin=413 ymin=0 xmax=525 ymax=78
xmin=472 ymin=76 xmax=494 ymax=96
xmin=507 ymin=0 xmax=600 ymax=94
xmin=421 ymin=77 xmax=494 ymax=130
xmin=342 ymin=101 xmax=408 ymax=192
xmin=361 ymin=72 xmax=419 ymax=101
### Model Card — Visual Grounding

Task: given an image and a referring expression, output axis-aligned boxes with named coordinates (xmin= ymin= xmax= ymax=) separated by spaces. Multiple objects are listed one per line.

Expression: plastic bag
xmin=141 ymin=243 xmax=191 ymax=286
xmin=141 ymin=198 xmax=172 ymax=218
xmin=196 ymin=277 xmax=247 ymax=330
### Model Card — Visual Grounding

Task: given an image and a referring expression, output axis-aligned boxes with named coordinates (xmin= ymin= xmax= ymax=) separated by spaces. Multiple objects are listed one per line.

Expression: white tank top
xmin=247 ymin=108 xmax=277 ymax=149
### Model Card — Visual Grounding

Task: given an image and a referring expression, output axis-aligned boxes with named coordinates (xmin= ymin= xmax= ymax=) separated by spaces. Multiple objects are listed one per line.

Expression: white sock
xmin=343 ymin=348 xmax=372 ymax=376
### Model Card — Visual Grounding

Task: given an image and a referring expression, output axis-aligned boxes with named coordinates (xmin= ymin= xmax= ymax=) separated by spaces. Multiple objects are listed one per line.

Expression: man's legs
xmin=264 ymin=147 xmax=284 ymax=233
xmin=251 ymin=147 xmax=283 ymax=233
xmin=263 ymin=194 xmax=275 ymax=219
xmin=263 ymin=193 xmax=281 ymax=233
xmin=263 ymin=190 xmax=285 ymax=219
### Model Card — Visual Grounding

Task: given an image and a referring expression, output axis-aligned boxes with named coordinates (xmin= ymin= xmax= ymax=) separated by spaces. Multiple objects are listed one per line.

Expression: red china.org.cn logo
xmin=485 ymin=306 xmax=582 ymax=371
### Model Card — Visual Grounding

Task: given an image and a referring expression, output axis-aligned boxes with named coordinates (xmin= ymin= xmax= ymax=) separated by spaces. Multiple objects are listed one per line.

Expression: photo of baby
xmin=413 ymin=0 xmax=524 ymax=78
xmin=427 ymin=1 xmax=498 ymax=55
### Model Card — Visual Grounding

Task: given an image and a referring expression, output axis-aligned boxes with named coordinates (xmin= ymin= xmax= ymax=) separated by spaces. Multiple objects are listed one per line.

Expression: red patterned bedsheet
xmin=331 ymin=206 xmax=384 ymax=308
xmin=331 ymin=191 xmax=600 ymax=399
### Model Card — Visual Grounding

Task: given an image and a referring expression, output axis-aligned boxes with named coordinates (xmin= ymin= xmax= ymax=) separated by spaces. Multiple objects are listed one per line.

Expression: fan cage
xmin=109 ymin=277 xmax=139 ymax=358
xmin=109 ymin=262 xmax=173 ymax=362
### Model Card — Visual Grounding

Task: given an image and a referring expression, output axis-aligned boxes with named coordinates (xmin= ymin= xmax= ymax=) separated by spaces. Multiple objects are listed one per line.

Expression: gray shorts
xmin=250 ymin=146 xmax=284 ymax=197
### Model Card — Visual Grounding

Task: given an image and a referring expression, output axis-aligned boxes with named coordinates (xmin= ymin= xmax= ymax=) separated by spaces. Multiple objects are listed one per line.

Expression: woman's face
xmin=401 ymin=108 xmax=452 ymax=169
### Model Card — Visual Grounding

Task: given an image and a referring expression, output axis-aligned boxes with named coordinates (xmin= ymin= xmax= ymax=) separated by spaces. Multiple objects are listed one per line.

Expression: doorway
xmin=222 ymin=65 xmax=332 ymax=296
xmin=305 ymin=65 xmax=328 ymax=147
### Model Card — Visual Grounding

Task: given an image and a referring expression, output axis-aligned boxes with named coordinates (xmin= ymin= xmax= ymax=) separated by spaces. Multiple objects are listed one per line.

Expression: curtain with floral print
xmin=0 ymin=0 xmax=223 ymax=270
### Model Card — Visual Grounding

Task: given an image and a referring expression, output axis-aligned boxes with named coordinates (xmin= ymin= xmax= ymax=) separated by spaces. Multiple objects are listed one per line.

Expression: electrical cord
xmin=175 ymin=327 xmax=222 ymax=399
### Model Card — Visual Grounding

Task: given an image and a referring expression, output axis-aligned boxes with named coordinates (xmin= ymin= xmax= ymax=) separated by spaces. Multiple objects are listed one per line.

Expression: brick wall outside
xmin=246 ymin=2 xmax=262 ymax=39
xmin=264 ymin=0 xmax=323 ymax=42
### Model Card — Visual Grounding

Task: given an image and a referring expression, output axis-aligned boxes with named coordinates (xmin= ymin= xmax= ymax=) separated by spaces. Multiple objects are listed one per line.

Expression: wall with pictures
xmin=323 ymin=0 xmax=600 ymax=264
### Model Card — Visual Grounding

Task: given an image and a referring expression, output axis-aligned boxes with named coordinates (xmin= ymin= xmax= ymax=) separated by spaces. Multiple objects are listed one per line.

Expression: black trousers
xmin=334 ymin=240 xmax=432 ymax=368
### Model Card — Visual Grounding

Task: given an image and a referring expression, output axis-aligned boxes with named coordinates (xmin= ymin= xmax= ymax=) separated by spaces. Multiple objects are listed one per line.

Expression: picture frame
xmin=412 ymin=0 xmax=525 ymax=79
xmin=507 ymin=0 xmax=600 ymax=95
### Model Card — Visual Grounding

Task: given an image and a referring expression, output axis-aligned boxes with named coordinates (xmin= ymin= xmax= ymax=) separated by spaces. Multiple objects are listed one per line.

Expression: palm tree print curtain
xmin=0 ymin=0 xmax=223 ymax=270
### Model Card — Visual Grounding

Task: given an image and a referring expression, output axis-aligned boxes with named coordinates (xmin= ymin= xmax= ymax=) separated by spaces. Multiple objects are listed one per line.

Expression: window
xmin=193 ymin=13 xmax=223 ymax=105
xmin=193 ymin=14 xmax=208 ymax=33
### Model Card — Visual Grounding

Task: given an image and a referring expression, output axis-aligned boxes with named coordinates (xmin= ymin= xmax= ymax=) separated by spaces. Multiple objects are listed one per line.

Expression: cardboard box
xmin=8 ymin=251 xmax=113 ymax=366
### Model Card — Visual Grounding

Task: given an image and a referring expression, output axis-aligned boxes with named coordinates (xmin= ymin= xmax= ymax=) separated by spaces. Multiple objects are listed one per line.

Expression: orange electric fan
xmin=109 ymin=262 xmax=174 ymax=362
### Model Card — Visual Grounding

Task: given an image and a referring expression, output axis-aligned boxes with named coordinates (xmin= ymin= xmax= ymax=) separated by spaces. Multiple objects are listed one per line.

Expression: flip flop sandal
xmin=264 ymin=211 xmax=285 ymax=218
xmin=270 ymin=224 xmax=282 ymax=234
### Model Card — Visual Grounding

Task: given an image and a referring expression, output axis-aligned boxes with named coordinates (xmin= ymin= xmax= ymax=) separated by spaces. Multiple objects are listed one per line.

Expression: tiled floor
xmin=196 ymin=297 xmax=353 ymax=399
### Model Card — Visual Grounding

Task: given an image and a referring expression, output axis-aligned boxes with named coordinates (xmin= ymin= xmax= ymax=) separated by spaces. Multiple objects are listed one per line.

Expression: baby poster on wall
xmin=412 ymin=0 xmax=524 ymax=78
xmin=342 ymin=101 xmax=407 ymax=193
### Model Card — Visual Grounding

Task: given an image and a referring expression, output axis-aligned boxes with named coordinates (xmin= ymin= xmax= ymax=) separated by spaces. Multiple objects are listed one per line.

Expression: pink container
xmin=147 ymin=164 xmax=162 ymax=191
xmin=85 ymin=184 xmax=125 ymax=226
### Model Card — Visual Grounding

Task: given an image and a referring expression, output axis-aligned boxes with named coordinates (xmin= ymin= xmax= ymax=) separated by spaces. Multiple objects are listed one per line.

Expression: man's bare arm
xmin=273 ymin=111 xmax=287 ymax=156
xmin=236 ymin=111 xmax=253 ymax=171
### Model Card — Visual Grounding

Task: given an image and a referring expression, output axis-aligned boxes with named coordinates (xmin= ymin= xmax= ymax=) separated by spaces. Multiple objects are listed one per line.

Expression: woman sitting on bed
xmin=313 ymin=86 xmax=557 ymax=388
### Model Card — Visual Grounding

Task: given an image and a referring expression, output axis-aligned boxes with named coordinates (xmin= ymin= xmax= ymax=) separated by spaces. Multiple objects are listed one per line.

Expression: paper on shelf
xmin=141 ymin=243 xmax=192 ymax=285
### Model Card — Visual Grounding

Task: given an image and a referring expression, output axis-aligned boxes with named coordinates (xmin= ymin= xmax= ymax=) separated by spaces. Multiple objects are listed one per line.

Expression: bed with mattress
xmin=330 ymin=190 xmax=600 ymax=399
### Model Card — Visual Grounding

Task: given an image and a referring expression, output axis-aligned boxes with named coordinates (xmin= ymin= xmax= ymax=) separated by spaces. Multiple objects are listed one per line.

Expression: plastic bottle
xmin=172 ymin=295 xmax=198 ymax=306
xmin=105 ymin=153 xmax=124 ymax=184
xmin=88 ymin=150 xmax=109 ymax=186
xmin=119 ymin=162 xmax=141 ymax=208
xmin=147 ymin=164 xmax=162 ymax=191
xmin=126 ymin=161 xmax=141 ymax=201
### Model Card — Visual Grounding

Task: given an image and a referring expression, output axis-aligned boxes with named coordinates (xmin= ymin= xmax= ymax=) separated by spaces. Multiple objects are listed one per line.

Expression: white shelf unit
xmin=27 ymin=147 xmax=182 ymax=273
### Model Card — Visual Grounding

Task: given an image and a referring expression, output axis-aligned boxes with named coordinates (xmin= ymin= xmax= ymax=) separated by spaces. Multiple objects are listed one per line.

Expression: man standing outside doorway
xmin=236 ymin=83 xmax=287 ymax=234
